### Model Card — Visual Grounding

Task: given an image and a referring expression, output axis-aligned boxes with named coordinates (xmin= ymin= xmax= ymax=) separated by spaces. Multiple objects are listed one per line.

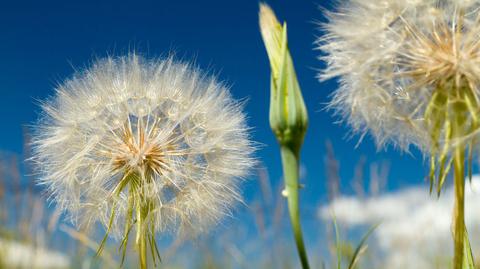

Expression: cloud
xmin=320 ymin=176 xmax=480 ymax=269
xmin=0 ymin=239 xmax=70 ymax=268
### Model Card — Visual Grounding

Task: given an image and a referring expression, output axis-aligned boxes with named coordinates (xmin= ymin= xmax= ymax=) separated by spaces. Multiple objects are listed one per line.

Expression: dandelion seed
xmin=32 ymin=54 xmax=255 ymax=267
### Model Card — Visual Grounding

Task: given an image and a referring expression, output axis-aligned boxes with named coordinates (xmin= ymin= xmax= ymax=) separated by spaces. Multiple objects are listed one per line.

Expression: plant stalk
xmin=136 ymin=196 xmax=148 ymax=269
xmin=453 ymin=145 xmax=465 ymax=269
xmin=280 ymin=145 xmax=310 ymax=269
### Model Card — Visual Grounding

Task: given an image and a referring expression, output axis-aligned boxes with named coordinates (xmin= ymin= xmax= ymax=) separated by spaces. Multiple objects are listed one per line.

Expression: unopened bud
xmin=259 ymin=3 xmax=308 ymax=151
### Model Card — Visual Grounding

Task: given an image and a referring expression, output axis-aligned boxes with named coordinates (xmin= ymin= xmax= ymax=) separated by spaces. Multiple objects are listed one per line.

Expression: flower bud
xmin=259 ymin=3 xmax=308 ymax=151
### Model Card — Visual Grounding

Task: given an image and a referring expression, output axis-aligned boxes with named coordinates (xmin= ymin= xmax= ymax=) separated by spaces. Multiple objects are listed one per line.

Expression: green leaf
xmin=95 ymin=203 xmax=117 ymax=258
xmin=333 ymin=217 xmax=342 ymax=269
xmin=348 ymin=223 xmax=379 ymax=269
xmin=463 ymin=228 xmax=475 ymax=269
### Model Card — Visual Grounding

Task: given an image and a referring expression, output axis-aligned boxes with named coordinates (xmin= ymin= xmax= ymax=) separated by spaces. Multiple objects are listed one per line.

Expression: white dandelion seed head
xmin=32 ymin=54 xmax=255 ymax=237
xmin=319 ymin=0 xmax=480 ymax=153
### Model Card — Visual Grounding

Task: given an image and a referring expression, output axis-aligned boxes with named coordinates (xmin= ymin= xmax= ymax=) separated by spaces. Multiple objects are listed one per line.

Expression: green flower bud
xmin=259 ymin=3 xmax=308 ymax=151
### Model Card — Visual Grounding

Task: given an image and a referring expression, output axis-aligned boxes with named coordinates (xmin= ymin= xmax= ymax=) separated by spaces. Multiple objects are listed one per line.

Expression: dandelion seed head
xmin=32 ymin=54 xmax=255 ymax=237
xmin=319 ymin=0 xmax=480 ymax=154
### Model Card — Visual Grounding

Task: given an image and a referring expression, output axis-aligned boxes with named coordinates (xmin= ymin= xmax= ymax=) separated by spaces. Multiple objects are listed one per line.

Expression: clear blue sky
xmin=0 ymin=0 xmax=428 ymax=213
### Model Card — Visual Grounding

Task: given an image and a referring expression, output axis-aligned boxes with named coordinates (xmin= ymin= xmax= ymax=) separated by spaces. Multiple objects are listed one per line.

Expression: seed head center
xmin=112 ymin=122 xmax=166 ymax=174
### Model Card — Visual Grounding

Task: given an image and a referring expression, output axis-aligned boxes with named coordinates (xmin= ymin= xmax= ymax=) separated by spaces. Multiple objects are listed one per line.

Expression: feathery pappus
xmin=32 ymin=54 xmax=255 ymax=263
xmin=319 ymin=0 xmax=480 ymax=187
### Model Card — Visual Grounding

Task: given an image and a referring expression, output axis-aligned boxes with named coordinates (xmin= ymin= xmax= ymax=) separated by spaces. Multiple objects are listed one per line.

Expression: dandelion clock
xmin=319 ymin=1 xmax=480 ymax=267
xmin=32 ymin=54 xmax=255 ymax=268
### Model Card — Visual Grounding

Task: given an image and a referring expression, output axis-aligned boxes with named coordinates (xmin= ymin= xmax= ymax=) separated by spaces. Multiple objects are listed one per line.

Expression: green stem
xmin=136 ymin=195 xmax=148 ymax=269
xmin=280 ymin=145 xmax=310 ymax=269
xmin=453 ymin=146 xmax=465 ymax=269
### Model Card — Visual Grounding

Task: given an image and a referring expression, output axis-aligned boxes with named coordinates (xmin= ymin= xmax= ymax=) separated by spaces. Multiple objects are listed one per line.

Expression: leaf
xmin=348 ymin=223 xmax=379 ymax=269
xmin=463 ymin=228 xmax=475 ymax=269
xmin=95 ymin=202 xmax=117 ymax=258
xmin=332 ymin=217 xmax=342 ymax=269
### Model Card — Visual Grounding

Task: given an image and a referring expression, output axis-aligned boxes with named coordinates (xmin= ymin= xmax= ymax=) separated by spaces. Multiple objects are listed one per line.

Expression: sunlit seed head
xmin=319 ymin=0 xmax=480 ymax=153
xmin=32 ymin=54 xmax=255 ymax=238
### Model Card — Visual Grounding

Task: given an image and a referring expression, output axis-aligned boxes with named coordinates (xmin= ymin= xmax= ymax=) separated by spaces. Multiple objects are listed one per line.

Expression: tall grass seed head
xmin=32 ymin=54 xmax=255 ymax=239
xmin=260 ymin=3 xmax=308 ymax=151
xmin=319 ymin=0 xmax=480 ymax=186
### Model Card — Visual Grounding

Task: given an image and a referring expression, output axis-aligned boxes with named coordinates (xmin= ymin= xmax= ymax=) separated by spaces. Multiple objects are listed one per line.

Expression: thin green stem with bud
xmin=259 ymin=4 xmax=310 ymax=268
xmin=281 ymin=145 xmax=310 ymax=269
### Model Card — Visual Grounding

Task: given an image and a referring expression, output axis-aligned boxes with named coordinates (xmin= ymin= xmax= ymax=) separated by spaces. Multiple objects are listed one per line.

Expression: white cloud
xmin=0 ymin=239 xmax=70 ymax=268
xmin=320 ymin=176 xmax=480 ymax=269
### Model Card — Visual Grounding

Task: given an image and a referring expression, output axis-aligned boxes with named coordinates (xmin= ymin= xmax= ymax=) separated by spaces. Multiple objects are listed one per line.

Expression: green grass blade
xmin=347 ymin=223 xmax=379 ymax=269
xmin=333 ymin=217 xmax=342 ymax=269
xmin=95 ymin=203 xmax=117 ymax=258
xmin=463 ymin=228 xmax=475 ymax=269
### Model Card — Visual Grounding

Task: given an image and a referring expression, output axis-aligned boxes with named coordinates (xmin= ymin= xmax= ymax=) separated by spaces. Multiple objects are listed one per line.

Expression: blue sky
xmin=0 ymin=0 xmax=429 ymax=218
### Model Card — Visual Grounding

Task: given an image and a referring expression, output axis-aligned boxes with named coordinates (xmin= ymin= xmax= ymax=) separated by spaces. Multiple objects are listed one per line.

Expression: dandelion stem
xmin=453 ymin=145 xmax=465 ymax=269
xmin=137 ymin=216 xmax=148 ymax=269
xmin=280 ymin=145 xmax=310 ymax=269
xmin=136 ymin=191 xmax=148 ymax=269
